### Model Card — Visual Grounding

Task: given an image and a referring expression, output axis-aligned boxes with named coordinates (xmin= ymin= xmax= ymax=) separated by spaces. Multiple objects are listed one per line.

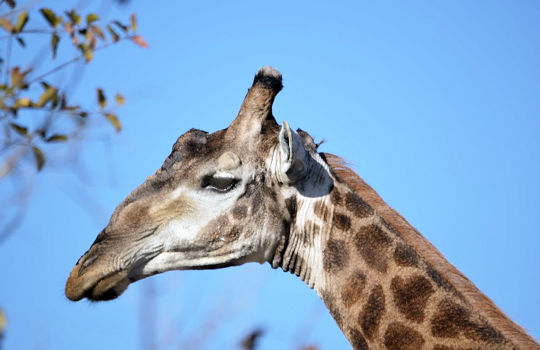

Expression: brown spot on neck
xmin=390 ymin=275 xmax=435 ymax=323
xmin=347 ymin=328 xmax=368 ymax=350
xmin=431 ymin=299 xmax=506 ymax=345
xmin=345 ymin=192 xmax=374 ymax=218
xmin=394 ymin=243 xmax=419 ymax=267
xmin=332 ymin=212 xmax=351 ymax=231
xmin=341 ymin=270 xmax=367 ymax=307
xmin=353 ymin=224 xmax=392 ymax=273
xmin=383 ymin=322 xmax=425 ymax=350
xmin=323 ymin=239 xmax=349 ymax=272
xmin=359 ymin=284 xmax=385 ymax=340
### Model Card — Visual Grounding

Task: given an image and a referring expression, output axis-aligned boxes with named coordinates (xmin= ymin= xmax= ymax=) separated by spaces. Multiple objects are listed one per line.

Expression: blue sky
xmin=1 ymin=1 xmax=539 ymax=349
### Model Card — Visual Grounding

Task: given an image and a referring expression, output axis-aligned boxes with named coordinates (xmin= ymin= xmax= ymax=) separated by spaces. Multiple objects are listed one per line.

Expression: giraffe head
xmin=65 ymin=67 xmax=332 ymax=301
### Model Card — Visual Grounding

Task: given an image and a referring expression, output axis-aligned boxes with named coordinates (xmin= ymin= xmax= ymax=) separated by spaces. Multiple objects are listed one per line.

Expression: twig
xmin=28 ymin=38 xmax=129 ymax=84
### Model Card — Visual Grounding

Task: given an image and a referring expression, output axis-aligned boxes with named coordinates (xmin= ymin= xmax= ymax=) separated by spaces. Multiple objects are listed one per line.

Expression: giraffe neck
xmin=275 ymin=155 xmax=538 ymax=349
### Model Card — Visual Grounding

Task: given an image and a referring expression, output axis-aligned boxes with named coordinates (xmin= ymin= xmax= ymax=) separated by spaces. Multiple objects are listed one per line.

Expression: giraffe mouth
xmin=65 ymin=262 xmax=133 ymax=302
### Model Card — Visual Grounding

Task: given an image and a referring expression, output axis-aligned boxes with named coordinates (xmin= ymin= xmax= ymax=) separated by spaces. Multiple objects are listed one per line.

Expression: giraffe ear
xmin=278 ymin=121 xmax=308 ymax=183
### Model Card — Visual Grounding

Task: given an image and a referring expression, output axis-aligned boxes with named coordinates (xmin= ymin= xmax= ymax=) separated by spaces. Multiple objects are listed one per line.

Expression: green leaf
xmin=0 ymin=18 xmax=13 ymax=33
xmin=14 ymin=11 xmax=29 ymax=33
xmin=32 ymin=146 xmax=45 ymax=171
xmin=96 ymin=88 xmax=106 ymax=109
xmin=106 ymin=24 xmax=119 ymax=42
xmin=65 ymin=9 xmax=81 ymax=25
xmin=51 ymin=32 xmax=60 ymax=58
xmin=37 ymin=86 xmax=57 ymax=107
xmin=46 ymin=134 xmax=68 ymax=142
xmin=105 ymin=113 xmax=122 ymax=132
xmin=78 ymin=43 xmax=93 ymax=62
xmin=9 ymin=123 xmax=27 ymax=135
xmin=40 ymin=8 xmax=57 ymax=28
xmin=130 ymin=14 xmax=137 ymax=32
xmin=112 ymin=20 xmax=128 ymax=33
xmin=86 ymin=13 xmax=99 ymax=24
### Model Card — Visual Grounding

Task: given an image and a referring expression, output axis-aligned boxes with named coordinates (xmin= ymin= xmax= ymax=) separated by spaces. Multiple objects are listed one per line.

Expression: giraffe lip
xmin=65 ymin=264 xmax=130 ymax=302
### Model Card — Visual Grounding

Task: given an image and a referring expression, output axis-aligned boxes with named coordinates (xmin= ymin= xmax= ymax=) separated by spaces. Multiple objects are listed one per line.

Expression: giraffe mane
xmin=322 ymin=152 xmax=538 ymax=349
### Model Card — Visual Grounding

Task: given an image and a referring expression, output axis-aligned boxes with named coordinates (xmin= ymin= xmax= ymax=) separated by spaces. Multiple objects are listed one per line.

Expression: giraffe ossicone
xmin=66 ymin=67 xmax=539 ymax=349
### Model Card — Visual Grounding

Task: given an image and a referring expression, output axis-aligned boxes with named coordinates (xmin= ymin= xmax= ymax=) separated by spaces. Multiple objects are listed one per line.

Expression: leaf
xmin=90 ymin=25 xmax=105 ymax=40
xmin=115 ymin=93 xmax=125 ymax=106
xmin=0 ymin=307 xmax=6 ymax=333
xmin=0 ymin=18 xmax=13 ymax=33
xmin=6 ymin=0 xmax=16 ymax=9
xmin=96 ymin=88 xmax=106 ymax=109
xmin=11 ymin=67 xmax=23 ymax=87
xmin=15 ymin=36 xmax=25 ymax=47
xmin=112 ymin=20 xmax=128 ymax=33
xmin=37 ymin=86 xmax=57 ymax=107
xmin=86 ymin=13 xmax=99 ymax=24
xmin=131 ymin=35 xmax=148 ymax=48
xmin=46 ymin=134 xmax=68 ymax=142
xmin=130 ymin=14 xmax=137 ymax=32
xmin=40 ymin=8 xmax=57 ymax=28
xmin=9 ymin=123 xmax=27 ymax=135
xmin=65 ymin=9 xmax=81 ymax=25
xmin=86 ymin=29 xmax=96 ymax=49
xmin=51 ymin=32 xmax=60 ymax=58
xmin=14 ymin=97 xmax=31 ymax=107
xmin=32 ymin=146 xmax=45 ymax=171
xmin=106 ymin=24 xmax=119 ymax=42
xmin=105 ymin=113 xmax=122 ymax=132
xmin=78 ymin=43 xmax=93 ymax=62
xmin=14 ymin=11 xmax=29 ymax=33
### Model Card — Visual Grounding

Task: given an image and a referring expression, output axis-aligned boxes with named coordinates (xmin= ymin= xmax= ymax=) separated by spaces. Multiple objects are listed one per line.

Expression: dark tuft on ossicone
xmin=253 ymin=66 xmax=283 ymax=92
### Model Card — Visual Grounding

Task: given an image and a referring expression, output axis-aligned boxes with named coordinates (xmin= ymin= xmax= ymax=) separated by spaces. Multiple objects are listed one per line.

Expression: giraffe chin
xmin=65 ymin=266 xmax=131 ymax=302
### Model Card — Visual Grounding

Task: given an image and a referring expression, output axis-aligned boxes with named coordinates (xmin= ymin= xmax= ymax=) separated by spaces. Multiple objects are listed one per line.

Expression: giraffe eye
xmin=201 ymin=175 xmax=238 ymax=192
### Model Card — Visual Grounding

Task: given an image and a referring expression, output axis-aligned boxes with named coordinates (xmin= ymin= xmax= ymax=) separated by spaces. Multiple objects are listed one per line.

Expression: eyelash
xmin=201 ymin=175 xmax=238 ymax=193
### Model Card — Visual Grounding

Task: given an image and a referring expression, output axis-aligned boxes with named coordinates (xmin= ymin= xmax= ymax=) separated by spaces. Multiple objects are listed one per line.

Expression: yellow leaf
xmin=37 ymin=87 xmax=57 ymax=107
xmin=105 ymin=113 xmax=122 ymax=132
xmin=15 ymin=97 xmax=31 ymax=107
xmin=0 ymin=308 xmax=6 ymax=333
xmin=130 ymin=14 xmax=137 ymax=32
xmin=96 ymin=88 xmax=106 ymax=109
xmin=11 ymin=67 xmax=23 ymax=87
xmin=115 ymin=93 xmax=125 ymax=106
xmin=14 ymin=11 xmax=29 ymax=33
xmin=131 ymin=35 xmax=148 ymax=48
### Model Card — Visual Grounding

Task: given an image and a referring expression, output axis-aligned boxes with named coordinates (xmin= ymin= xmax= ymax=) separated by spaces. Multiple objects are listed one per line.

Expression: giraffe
xmin=66 ymin=66 xmax=539 ymax=349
